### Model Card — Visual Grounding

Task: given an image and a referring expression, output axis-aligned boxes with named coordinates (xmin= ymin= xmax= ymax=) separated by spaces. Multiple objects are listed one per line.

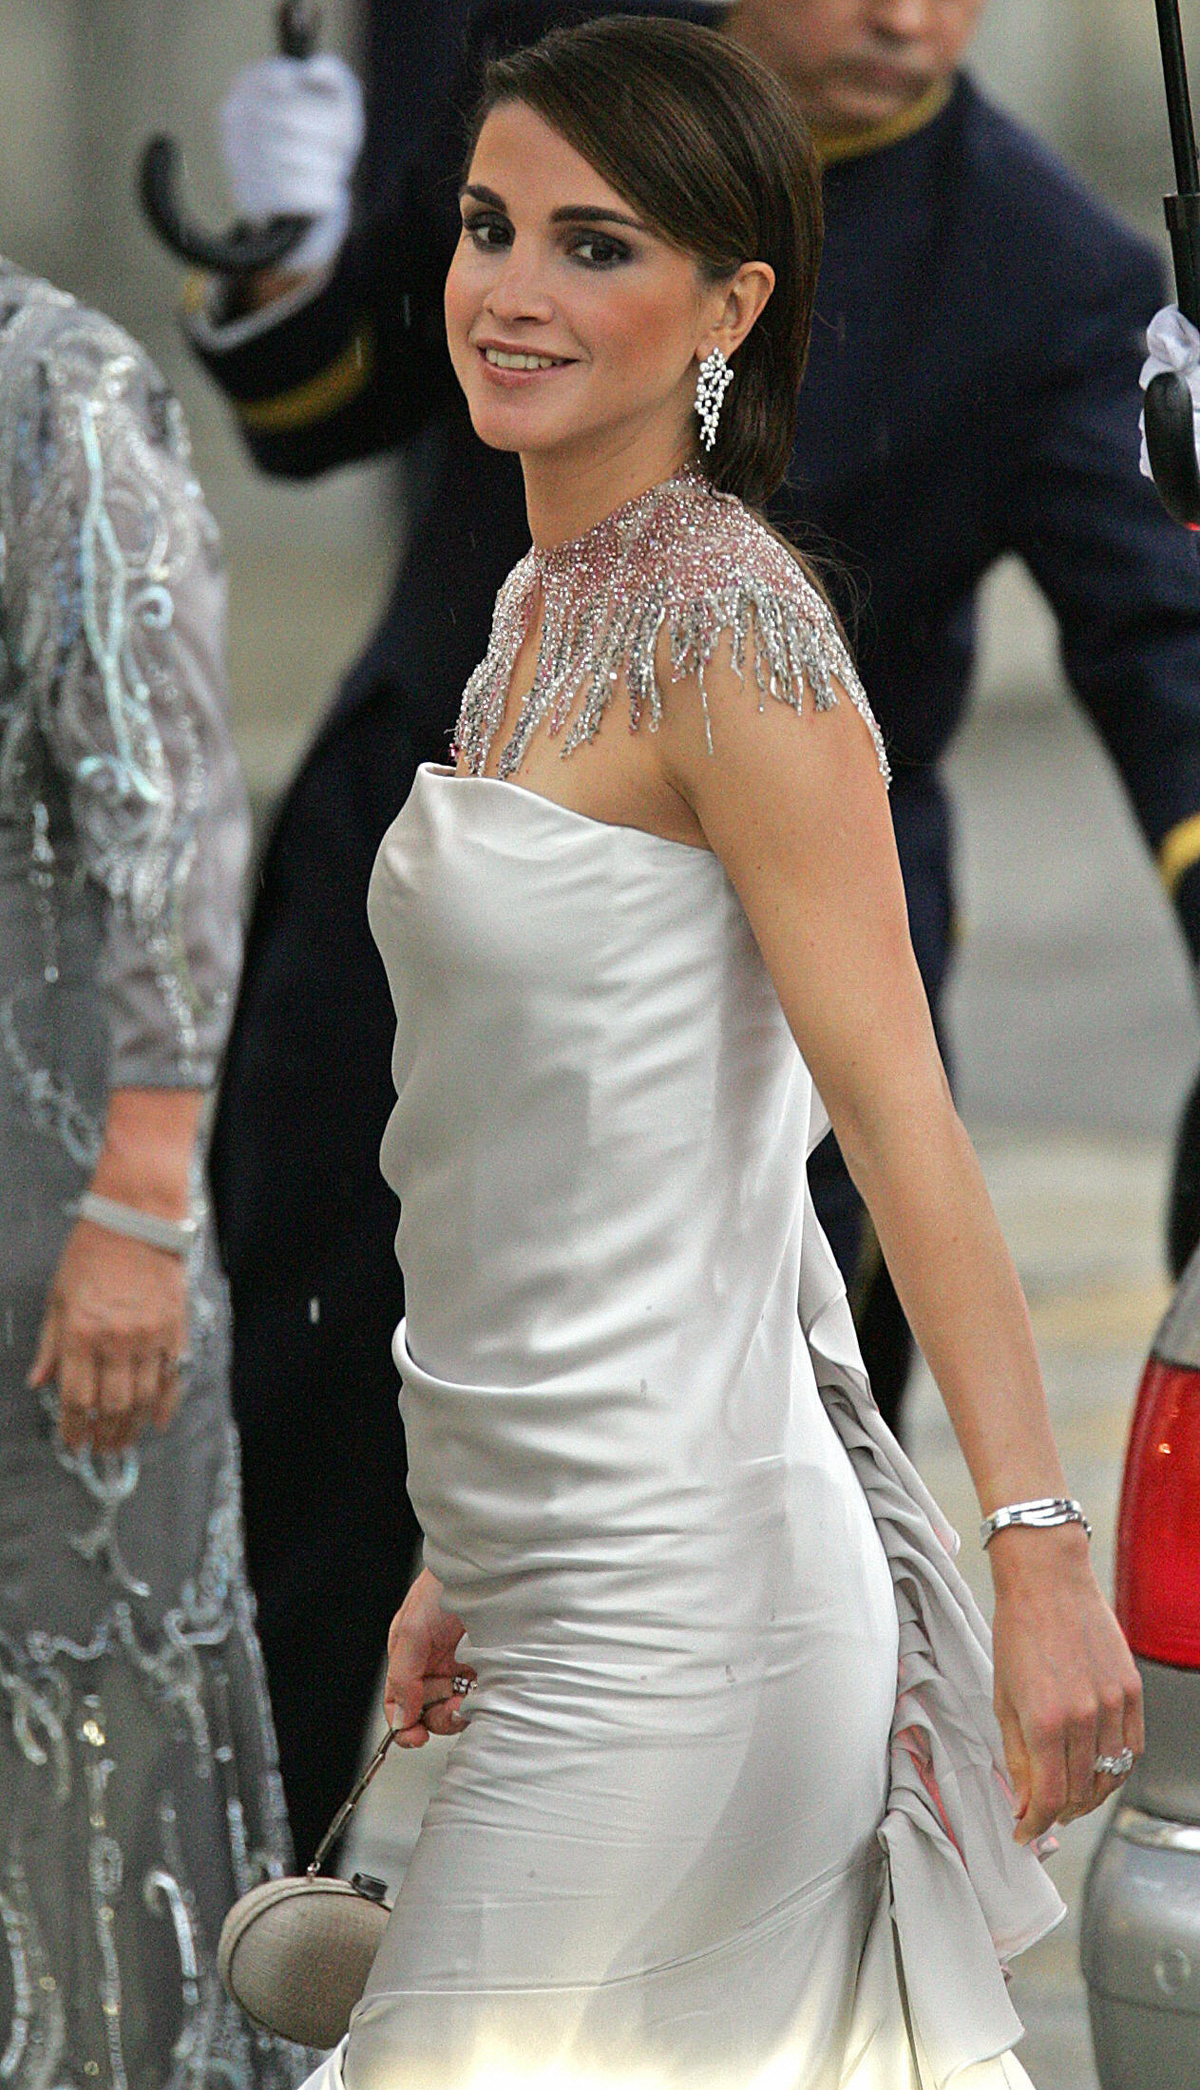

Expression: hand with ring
xmin=384 ymin=1568 xmax=476 ymax=1746
xmin=989 ymin=1522 xmax=1144 ymax=1843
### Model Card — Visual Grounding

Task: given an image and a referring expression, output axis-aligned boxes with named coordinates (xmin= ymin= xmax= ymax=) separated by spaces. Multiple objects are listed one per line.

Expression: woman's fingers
xmin=993 ymin=1566 xmax=1144 ymax=1843
xmin=387 ymin=1682 xmax=474 ymax=1746
xmin=421 ymin=1675 xmax=475 ymax=1737
xmin=151 ymin=1353 xmax=184 ymax=1432
xmin=33 ymin=1220 xmax=190 ymax=1452
xmin=997 ymin=1665 xmax=1074 ymax=1844
xmin=95 ymin=1349 xmax=138 ymax=1453
xmin=94 ymin=1348 xmax=165 ymax=1453
xmin=1056 ymin=1639 xmax=1144 ymax=1824
xmin=383 ymin=1577 xmax=473 ymax=1744
xmin=40 ymin=1329 xmax=182 ymax=1458
xmin=1088 ymin=1682 xmax=1144 ymax=1805
xmin=130 ymin=1348 xmax=161 ymax=1413
xmin=995 ymin=1698 xmax=1031 ymax=1829
xmin=57 ymin=1335 xmax=99 ymax=1451
xmin=1008 ymin=1682 xmax=1144 ymax=1842
xmin=385 ymin=1615 xmax=433 ymax=1739
xmin=1016 ymin=1720 xmax=1069 ymax=1845
xmin=1061 ymin=1707 xmax=1103 ymax=1823
xmin=393 ymin=1717 xmax=430 ymax=1748
xmin=1124 ymin=1669 xmax=1146 ymax=1761
xmin=27 ymin=1302 xmax=58 ymax=1391
xmin=66 ymin=1342 xmax=174 ymax=1455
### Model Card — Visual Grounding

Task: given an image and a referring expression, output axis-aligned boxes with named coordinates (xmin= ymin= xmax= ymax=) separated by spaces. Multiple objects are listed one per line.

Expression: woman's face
xmin=444 ymin=102 xmax=717 ymax=471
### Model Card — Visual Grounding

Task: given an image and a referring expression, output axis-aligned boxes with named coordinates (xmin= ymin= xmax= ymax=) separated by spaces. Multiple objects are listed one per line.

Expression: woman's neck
xmin=521 ymin=427 xmax=695 ymax=550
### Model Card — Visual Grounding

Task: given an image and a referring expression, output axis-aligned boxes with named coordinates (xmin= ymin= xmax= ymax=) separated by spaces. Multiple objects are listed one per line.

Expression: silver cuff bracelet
xmin=979 ymin=1496 xmax=1092 ymax=1549
xmin=74 ymin=1191 xmax=200 ymax=1258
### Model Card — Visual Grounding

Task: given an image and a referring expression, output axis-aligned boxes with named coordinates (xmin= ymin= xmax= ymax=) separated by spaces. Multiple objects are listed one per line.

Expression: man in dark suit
xmin=186 ymin=0 xmax=1200 ymax=1861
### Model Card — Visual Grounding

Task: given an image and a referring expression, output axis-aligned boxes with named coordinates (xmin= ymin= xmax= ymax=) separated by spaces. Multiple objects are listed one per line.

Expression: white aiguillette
xmin=218 ymin=1730 xmax=397 ymax=2048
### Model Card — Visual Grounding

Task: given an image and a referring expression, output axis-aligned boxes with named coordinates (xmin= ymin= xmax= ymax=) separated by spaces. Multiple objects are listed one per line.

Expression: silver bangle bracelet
xmin=73 ymin=1191 xmax=200 ymax=1259
xmin=979 ymin=1496 xmax=1092 ymax=1549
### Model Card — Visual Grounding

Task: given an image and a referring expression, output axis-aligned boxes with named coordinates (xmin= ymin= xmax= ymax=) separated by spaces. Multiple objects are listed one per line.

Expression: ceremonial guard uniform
xmin=186 ymin=0 xmax=1200 ymax=1858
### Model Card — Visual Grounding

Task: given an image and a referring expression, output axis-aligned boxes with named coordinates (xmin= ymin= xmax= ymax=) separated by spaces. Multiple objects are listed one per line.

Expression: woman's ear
xmin=700 ymin=261 xmax=775 ymax=365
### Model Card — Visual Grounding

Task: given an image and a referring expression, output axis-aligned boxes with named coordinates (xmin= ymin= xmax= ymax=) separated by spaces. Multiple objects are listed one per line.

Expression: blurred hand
xmin=1139 ymin=304 xmax=1200 ymax=481
xmin=384 ymin=1568 xmax=475 ymax=1746
xmin=989 ymin=1525 xmax=1144 ymax=1845
xmin=218 ymin=52 xmax=365 ymax=272
xmin=28 ymin=1219 xmax=188 ymax=1456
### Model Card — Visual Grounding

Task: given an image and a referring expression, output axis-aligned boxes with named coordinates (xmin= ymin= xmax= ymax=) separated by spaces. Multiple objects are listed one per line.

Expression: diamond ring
xmin=1094 ymin=1748 xmax=1134 ymax=1780
xmin=452 ymin=1673 xmax=475 ymax=1698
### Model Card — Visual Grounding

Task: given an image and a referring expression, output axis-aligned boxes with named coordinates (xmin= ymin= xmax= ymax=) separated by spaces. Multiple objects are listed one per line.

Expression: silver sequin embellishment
xmin=452 ymin=472 xmax=890 ymax=785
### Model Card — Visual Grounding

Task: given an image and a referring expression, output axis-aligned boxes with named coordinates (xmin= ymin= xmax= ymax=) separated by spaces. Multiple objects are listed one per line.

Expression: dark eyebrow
xmin=459 ymin=184 xmax=646 ymax=234
xmin=549 ymin=205 xmax=648 ymax=232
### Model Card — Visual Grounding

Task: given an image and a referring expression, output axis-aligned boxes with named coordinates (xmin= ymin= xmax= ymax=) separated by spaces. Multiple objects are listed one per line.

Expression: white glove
xmin=219 ymin=53 xmax=365 ymax=273
xmin=1139 ymin=304 xmax=1200 ymax=481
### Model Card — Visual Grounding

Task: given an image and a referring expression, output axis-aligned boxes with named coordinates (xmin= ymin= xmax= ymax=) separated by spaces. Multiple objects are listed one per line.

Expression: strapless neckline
xmin=418 ymin=761 xmax=715 ymax=859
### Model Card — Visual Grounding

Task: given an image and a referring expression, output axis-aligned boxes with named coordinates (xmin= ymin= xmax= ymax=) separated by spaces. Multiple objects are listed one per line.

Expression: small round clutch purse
xmin=218 ymin=1732 xmax=397 ymax=2050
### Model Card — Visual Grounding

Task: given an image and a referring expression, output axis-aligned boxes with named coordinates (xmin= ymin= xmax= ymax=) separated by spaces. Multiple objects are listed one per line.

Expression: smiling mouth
xmin=481 ymin=347 xmax=572 ymax=372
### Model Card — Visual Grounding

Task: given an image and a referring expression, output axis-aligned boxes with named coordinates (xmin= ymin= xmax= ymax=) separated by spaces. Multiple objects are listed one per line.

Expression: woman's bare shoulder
xmin=652 ymin=481 xmax=889 ymax=785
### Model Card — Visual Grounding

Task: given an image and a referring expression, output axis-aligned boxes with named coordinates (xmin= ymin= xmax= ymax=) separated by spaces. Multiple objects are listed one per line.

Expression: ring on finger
xmin=452 ymin=1673 xmax=476 ymax=1697
xmin=1094 ymin=1748 xmax=1134 ymax=1780
xmin=59 ymin=1375 xmax=100 ymax=1432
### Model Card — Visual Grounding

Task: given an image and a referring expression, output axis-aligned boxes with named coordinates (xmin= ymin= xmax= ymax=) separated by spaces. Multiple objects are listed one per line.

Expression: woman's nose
xmin=483 ymin=242 xmax=555 ymax=326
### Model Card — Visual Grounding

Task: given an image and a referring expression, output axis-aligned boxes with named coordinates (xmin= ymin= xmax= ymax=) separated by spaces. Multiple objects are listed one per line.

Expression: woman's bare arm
xmin=655 ymin=636 xmax=1142 ymax=1843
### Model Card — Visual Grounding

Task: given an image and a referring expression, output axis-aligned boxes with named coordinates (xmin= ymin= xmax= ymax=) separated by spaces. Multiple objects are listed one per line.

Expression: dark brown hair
xmin=468 ymin=14 xmax=823 ymax=511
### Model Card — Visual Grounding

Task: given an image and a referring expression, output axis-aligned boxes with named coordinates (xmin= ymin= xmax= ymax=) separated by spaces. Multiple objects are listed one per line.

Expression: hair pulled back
xmin=470 ymin=15 xmax=822 ymax=512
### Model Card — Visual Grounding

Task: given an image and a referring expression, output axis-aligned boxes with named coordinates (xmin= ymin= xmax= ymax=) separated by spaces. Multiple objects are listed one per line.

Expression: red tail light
xmin=1116 ymin=1357 xmax=1200 ymax=1667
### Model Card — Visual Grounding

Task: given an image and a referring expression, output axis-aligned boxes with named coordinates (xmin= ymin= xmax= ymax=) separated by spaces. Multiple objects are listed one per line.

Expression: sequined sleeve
xmin=0 ymin=303 xmax=249 ymax=1088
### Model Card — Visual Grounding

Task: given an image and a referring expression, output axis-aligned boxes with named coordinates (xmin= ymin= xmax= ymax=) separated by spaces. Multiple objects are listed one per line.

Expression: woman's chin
xmin=467 ymin=402 xmax=577 ymax=456
xmin=468 ymin=412 xmax=527 ymax=454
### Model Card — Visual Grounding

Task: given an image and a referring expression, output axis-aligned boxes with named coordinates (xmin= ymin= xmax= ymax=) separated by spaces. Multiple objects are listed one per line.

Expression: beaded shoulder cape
xmin=452 ymin=470 xmax=889 ymax=785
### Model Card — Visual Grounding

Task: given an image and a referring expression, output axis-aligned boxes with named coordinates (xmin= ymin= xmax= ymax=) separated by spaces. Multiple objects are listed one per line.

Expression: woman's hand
xmin=28 ymin=1220 xmax=188 ymax=1456
xmin=989 ymin=1524 xmax=1144 ymax=1845
xmin=384 ymin=1568 xmax=475 ymax=1746
xmin=28 ymin=1088 xmax=202 ymax=1455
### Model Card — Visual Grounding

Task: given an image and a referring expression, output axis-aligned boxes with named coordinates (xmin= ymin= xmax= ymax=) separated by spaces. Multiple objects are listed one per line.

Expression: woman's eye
xmin=462 ymin=214 xmax=511 ymax=251
xmin=570 ymin=234 xmax=631 ymax=270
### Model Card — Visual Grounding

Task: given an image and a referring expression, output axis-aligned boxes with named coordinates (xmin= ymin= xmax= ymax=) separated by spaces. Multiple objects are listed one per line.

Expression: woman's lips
xmin=475 ymin=344 xmax=575 ymax=386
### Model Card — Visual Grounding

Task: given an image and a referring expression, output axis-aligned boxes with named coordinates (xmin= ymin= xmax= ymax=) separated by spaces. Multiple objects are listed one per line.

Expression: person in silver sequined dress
xmin=0 ymin=262 xmax=298 ymax=2090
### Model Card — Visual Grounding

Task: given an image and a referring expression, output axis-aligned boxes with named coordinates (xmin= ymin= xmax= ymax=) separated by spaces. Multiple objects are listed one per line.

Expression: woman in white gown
xmin=310 ymin=18 xmax=1142 ymax=2088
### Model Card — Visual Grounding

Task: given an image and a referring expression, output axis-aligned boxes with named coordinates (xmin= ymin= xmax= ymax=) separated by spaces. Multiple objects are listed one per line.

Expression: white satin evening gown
xmin=307 ymin=478 xmax=1064 ymax=2089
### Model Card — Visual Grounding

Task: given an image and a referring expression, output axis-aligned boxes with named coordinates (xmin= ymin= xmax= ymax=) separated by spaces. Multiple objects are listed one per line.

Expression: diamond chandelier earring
xmin=695 ymin=347 xmax=734 ymax=451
